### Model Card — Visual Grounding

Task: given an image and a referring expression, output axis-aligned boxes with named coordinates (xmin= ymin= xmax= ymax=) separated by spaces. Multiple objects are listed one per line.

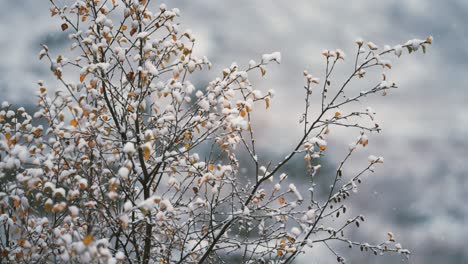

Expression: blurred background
xmin=1 ymin=0 xmax=467 ymax=263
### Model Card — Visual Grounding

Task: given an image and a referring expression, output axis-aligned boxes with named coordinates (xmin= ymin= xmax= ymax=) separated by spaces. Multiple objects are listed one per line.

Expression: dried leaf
xmin=279 ymin=196 xmax=286 ymax=205
xmin=80 ymin=73 xmax=87 ymax=82
xmin=144 ymin=148 xmax=151 ymax=160
xmin=83 ymin=235 xmax=94 ymax=246
xmin=61 ymin=23 xmax=68 ymax=31
xmin=240 ymin=109 xmax=246 ymax=117
xmin=70 ymin=119 xmax=78 ymax=127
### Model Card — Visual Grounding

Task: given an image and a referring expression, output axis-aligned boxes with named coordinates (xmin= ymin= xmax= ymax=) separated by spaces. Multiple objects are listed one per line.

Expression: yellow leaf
xmin=209 ymin=163 xmax=214 ymax=171
xmin=184 ymin=143 xmax=190 ymax=150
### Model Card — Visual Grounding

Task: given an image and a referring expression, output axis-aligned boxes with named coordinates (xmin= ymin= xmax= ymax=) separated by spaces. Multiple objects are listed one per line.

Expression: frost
xmin=118 ymin=167 xmax=130 ymax=179
xmin=0 ymin=2 xmax=428 ymax=262
xmin=394 ymin=45 xmax=403 ymax=57
xmin=368 ymin=155 xmax=384 ymax=163
xmin=367 ymin=42 xmax=379 ymax=50
xmin=288 ymin=184 xmax=303 ymax=201
xmin=291 ymin=227 xmax=302 ymax=236
xmin=123 ymin=201 xmax=133 ymax=212
xmin=243 ymin=207 xmax=250 ymax=216
xmin=160 ymin=199 xmax=174 ymax=213
xmin=123 ymin=142 xmax=136 ymax=154
xmin=69 ymin=206 xmax=79 ymax=217
xmin=261 ymin=51 xmax=281 ymax=64
xmin=187 ymin=60 xmax=196 ymax=72
xmin=137 ymin=31 xmax=150 ymax=39
xmin=145 ymin=61 xmax=159 ymax=76
xmin=198 ymin=99 xmax=210 ymax=111
xmin=355 ymin=38 xmax=364 ymax=47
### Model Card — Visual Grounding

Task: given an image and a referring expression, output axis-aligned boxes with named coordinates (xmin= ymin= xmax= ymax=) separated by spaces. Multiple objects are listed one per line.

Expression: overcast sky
xmin=1 ymin=0 xmax=467 ymax=263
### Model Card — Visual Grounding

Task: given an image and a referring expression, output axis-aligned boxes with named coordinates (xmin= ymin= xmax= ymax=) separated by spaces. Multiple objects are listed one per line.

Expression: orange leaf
xmin=33 ymin=128 xmax=42 ymax=137
xmin=70 ymin=119 xmax=78 ymax=127
xmin=240 ymin=109 xmax=246 ymax=117
xmin=265 ymin=97 xmax=270 ymax=109
xmin=121 ymin=24 xmax=127 ymax=31
xmin=279 ymin=196 xmax=286 ymax=205
xmin=7 ymin=140 xmax=16 ymax=147
xmin=80 ymin=73 xmax=87 ymax=82
xmin=209 ymin=163 xmax=214 ymax=171
xmin=83 ymin=235 xmax=94 ymax=246
xmin=144 ymin=148 xmax=150 ymax=160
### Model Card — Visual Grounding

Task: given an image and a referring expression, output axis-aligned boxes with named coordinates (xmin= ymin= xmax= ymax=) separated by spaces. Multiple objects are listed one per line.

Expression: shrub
xmin=0 ymin=1 xmax=432 ymax=263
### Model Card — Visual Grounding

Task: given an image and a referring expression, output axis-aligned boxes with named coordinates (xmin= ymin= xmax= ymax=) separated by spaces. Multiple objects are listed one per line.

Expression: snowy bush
xmin=0 ymin=0 xmax=432 ymax=263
